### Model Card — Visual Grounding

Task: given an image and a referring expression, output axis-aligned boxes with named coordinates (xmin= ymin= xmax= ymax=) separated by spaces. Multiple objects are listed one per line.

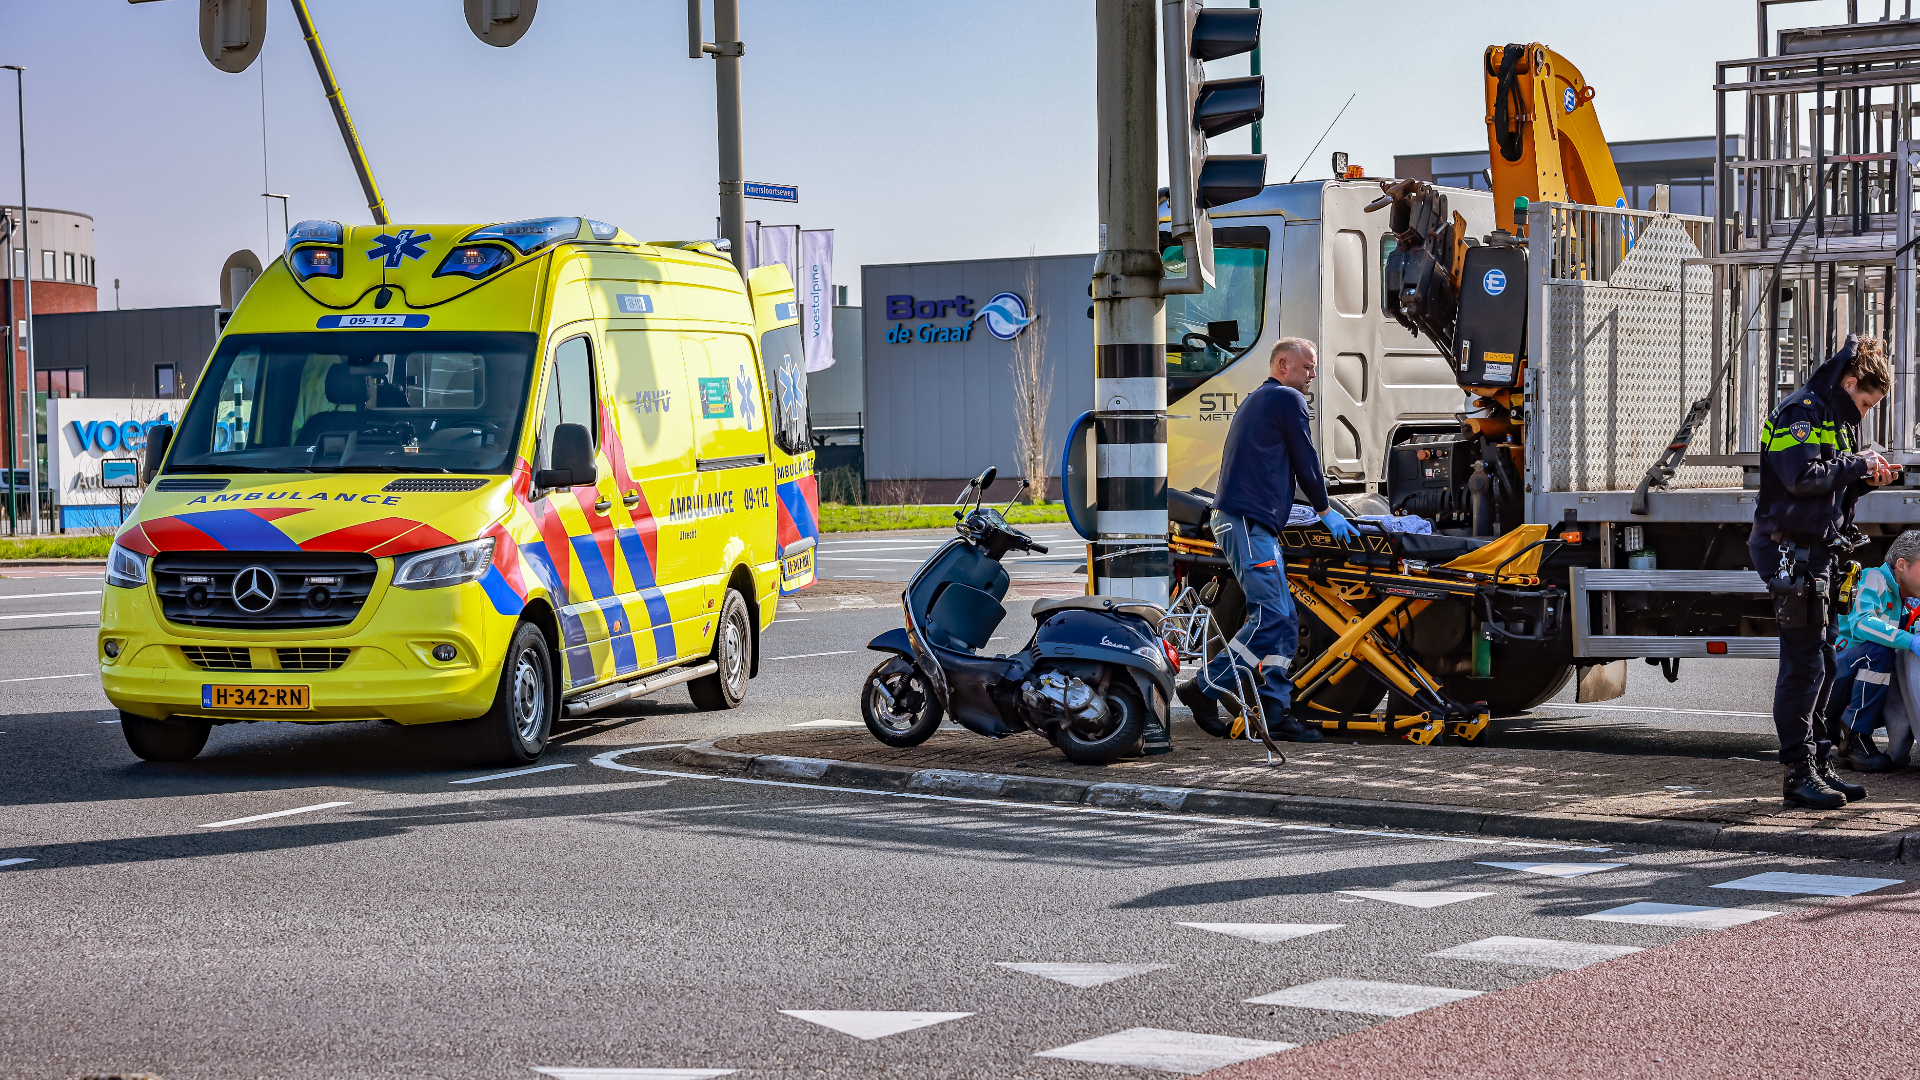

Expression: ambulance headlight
xmin=289 ymin=246 xmax=343 ymax=280
xmin=106 ymin=543 xmax=149 ymax=589
xmin=461 ymin=217 xmax=582 ymax=255
xmin=433 ymin=244 xmax=514 ymax=280
xmin=392 ymin=537 xmax=496 ymax=590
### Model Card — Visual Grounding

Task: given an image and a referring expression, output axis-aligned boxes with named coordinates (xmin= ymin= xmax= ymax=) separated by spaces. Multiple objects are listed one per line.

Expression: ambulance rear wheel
xmin=120 ymin=712 xmax=211 ymax=762
xmin=690 ymin=589 xmax=751 ymax=710
xmin=473 ymin=622 xmax=554 ymax=765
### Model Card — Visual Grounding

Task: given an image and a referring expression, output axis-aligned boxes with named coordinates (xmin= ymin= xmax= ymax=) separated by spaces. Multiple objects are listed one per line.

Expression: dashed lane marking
xmin=1427 ymin=936 xmax=1644 ymax=970
xmin=1339 ymin=890 xmax=1493 ymax=908
xmin=1476 ymin=862 xmax=1627 ymax=877
xmin=1578 ymin=902 xmax=1781 ymax=929
xmin=1179 ymin=923 xmax=1344 ymax=944
xmin=1245 ymin=977 xmax=1483 ymax=1017
xmin=0 ymin=610 xmax=99 ymax=621
xmin=533 ymin=1060 xmax=741 ymax=1068
xmin=199 ymin=801 xmax=352 ymax=829
xmin=779 ymin=1010 xmax=973 ymax=1040
xmin=533 ymin=1070 xmax=737 ymax=1079
xmin=765 ymin=650 xmax=856 ymax=661
xmin=1709 ymin=871 xmax=1904 ymax=897
xmin=451 ymin=763 xmax=575 ymax=784
xmin=1533 ymin=702 xmax=1771 ymax=719
xmin=789 ymin=719 xmax=864 ymax=728
xmin=1034 ymin=1027 xmax=1295 ymax=1074
xmin=0 ymin=590 xmax=101 ymax=600
xmin=996 ymin=963 xmax=1170 ymax=988
xmin=0 ymin=858 xmax=35 ymax=868
xmin=0 ymin=672 xmax=90 ymax=684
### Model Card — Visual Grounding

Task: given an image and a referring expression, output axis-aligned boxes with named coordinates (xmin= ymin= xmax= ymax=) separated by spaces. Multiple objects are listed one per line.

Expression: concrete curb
xmin=670 ymin=739 xmax=1914 ymax=864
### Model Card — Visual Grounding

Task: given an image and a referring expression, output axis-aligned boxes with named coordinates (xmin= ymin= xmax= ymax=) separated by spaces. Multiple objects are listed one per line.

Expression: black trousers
xmin=1749 ymin=533 xmax=1836 ymax=764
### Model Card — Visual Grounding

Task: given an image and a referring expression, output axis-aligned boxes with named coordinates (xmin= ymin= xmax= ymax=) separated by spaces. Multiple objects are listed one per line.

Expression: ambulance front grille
xmin=381 ymin=478 xmax=488 ymax=492
xmin=182 ymin=646 xmax=253 ymax=671
xmin=276 ymin=648 xmax=351 ymax=671
xmin=152 ymin=552 xmax=378 ymax=630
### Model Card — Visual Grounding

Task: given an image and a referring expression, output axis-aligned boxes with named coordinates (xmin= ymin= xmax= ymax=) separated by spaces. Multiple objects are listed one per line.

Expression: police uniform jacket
xmin=1754 ymin=335 xmax=1874 ymax=542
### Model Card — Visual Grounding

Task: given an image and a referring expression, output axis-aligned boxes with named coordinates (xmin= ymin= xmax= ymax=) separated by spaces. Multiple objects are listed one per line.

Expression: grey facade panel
xmin=861 ymin=254 xmax=1096 ymax=485
xmin=31 ymin=305 xmax=218 ymax=399
xmin=807 ymin=305 xmax=866 ymax=428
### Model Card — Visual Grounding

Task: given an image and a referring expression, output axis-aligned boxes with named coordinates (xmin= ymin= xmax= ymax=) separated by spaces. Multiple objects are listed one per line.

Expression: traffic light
xmin=1161 ymin=0 xmax=1265 ymax=288
xmin=464 ymin=0 xmax=539 ymax=47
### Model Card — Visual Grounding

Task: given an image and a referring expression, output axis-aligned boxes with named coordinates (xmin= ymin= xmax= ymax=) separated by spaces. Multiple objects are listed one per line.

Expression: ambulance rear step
xmin=564 ymin=660 xmax=721 ymax=717
xmin=1569 ymin=567 xmax=1779 ymax=660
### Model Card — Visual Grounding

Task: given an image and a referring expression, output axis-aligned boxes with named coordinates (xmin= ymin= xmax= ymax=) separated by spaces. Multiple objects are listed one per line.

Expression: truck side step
xmin=563 ymin=661 xmax=720 ymax=717
xmin=1570 ymin=567 xmax=1778 ymax=659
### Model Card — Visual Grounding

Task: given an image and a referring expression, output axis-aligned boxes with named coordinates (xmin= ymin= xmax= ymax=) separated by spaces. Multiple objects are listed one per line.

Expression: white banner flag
xmin=757 ymin=225 xmax=799 ymax=291
xmin=742 ymin=220 xmax=761 ymax=270
xmin=800 ymin=229 xmax=835 ymax=372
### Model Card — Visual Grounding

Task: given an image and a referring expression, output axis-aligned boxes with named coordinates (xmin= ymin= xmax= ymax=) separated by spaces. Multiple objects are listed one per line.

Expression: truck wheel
xmin=1445 ymin=647 xmax=1572 ymax=716
xmin=689 ymin=589 xmax=751 ymax=710
xmin=121 ymin=712 xmax=211 ymax=762
xmin=472 ymin=621 xmax=555 ymax=765
xmin=1056 ymin=678 xmax=1147 ymax=765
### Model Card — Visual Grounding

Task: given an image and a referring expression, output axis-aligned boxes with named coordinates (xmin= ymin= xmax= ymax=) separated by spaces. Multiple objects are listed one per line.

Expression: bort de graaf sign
xmin=884 ymin=292 xmax=1036 ymax=345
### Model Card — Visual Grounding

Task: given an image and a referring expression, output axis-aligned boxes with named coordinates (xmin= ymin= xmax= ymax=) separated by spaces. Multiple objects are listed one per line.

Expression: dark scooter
xmin=861 ymin=467 xmax=1176 ymax=764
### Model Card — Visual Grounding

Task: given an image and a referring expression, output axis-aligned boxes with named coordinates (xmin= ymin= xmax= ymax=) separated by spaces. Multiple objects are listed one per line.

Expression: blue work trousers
xmin=1831 ymin=641 xmax=1898 ymax=734
xmin=1199 ymin=510 xmax=1297 ymax=709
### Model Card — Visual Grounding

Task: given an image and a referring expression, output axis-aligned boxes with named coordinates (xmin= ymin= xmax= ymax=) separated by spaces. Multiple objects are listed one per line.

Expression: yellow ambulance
xmin=98 ymin=216 xmax=819 ymax=765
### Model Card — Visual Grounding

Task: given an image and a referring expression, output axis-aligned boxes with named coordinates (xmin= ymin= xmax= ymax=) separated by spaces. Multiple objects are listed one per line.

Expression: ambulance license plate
xmin=781 ymin=547 xmax=814 ymax=581
xmin=202 ymin=684 xmax=310 ymax=710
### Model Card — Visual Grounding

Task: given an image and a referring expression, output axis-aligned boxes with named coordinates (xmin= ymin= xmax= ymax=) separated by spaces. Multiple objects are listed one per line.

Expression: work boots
xmin=1782 ymin=758 xmax=1848 ymax=811
xmin=1814 ymin=744 xmax=1867 ymax=802
xmin=1175 ymin=681 xmax=1219 ymax=728
xmin=1836 ymin=729 xmax=1894 ymax=773
xmin=1261 ymin=697 xmax=1323 ymax=743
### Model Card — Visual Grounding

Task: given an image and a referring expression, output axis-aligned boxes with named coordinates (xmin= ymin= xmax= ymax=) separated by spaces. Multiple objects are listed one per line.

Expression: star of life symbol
xmin=735 ymin=364 xmax=760 ymax=430
xmin=776 ymin=361 xmax=805 ymax=427
xmin=368 ymin=229 xmax=432 ymax=268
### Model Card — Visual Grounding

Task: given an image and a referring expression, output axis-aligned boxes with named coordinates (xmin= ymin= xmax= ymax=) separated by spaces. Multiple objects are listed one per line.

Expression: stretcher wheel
xmin=1292 ymin=608 xmax=1387 ymax=718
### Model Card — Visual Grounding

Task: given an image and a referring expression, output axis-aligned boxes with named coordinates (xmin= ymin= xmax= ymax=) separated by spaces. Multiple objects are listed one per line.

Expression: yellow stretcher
xmin=1164 ymin=519 xmax=1563 ymax=751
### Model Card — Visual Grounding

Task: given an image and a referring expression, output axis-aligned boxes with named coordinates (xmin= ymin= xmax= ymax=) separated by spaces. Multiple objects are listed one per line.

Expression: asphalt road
xmin=0 ymin=537 xmax=1834 ymax=1079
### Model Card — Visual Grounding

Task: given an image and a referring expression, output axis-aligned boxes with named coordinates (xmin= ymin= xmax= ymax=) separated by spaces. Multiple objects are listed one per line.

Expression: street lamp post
xmin=689 ymin=0 xmax=746 ymax=271
xmin=262 ymin=191 xmax=290 ymax=245
xmin=2 ymin=65 xmax=35 ymax=536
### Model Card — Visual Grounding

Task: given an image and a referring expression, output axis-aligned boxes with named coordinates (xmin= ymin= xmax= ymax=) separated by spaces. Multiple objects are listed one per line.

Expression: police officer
xmin=1176 ymin=337 xmax=1360 ymax=742
xmin=1751 ymin=334 xmax=1897 ymax=809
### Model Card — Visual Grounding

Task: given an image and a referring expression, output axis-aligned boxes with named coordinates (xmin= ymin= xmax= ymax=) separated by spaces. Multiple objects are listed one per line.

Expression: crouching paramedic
xmin=1824 ymin=529 xmax=1920 ymax=774
xmin=1176 ymin=337 xmax=1360 ymax=743
xmin=1751 ymin=334 xmax=1898 ymax=810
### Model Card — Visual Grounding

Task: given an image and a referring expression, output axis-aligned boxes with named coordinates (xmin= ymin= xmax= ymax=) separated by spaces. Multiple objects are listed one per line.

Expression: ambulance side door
xmin=680 ymin=330 xmax=776 ymax=618
xmin=601 ymin=328 xmax=702 ymax=668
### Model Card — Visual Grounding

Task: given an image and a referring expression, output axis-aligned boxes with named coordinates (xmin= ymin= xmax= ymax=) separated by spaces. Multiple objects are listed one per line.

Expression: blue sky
xmin=0 ymin=0 xmax=1856 ymax=310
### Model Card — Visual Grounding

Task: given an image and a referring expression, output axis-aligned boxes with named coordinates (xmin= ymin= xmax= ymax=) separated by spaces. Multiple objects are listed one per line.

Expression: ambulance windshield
xmin=165 ymin=331 xmax=538 ymax=475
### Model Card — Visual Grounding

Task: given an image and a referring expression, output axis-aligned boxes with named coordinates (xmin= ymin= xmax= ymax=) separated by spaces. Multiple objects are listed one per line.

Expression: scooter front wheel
xmin=861 ymin=657 xmax=945 ymax=747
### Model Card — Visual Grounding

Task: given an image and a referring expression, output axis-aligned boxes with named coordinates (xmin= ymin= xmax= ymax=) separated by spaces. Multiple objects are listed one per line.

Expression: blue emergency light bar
xmin=286 ymin=219 xmax=344 ymax=250
xmin=434 ymin=244 xmax=514 ymax=280
xmin=289 ymin=246 xmax=343 ymax=280
xmin=462 ymin=217 xmax=582 ymax=255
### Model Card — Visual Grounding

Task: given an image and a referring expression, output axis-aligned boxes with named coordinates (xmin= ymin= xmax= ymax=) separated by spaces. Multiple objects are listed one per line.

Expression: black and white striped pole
xmin=1091 ymin=0 xmax=1170 ymax=606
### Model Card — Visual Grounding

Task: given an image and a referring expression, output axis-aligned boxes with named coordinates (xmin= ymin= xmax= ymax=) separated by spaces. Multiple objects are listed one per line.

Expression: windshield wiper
xmin=164 ymin=464 xmax=302 ymax=474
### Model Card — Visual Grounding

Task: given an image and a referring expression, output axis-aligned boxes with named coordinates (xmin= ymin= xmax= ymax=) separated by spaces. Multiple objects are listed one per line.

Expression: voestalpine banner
xmin=742 ymin=220 xmax=761 ymax=270
xmin=801 ymin=229 xmax=835 ymax=372
xmin=49 ymin=397 xmax=173 ymax=506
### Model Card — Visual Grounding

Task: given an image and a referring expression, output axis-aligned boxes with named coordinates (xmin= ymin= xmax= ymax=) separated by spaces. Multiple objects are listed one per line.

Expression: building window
xmin=63 ymin=252 xmax=74 ymax=282
xmin=10 ymin=249 xmax=22 ymax=278
xmin=41 ymin=250 xmax=54 ymax=279
xmin=155 ymin=365 xmax=177 ymax=398
xmin=36 ymin=369 xmax=85 ymax=398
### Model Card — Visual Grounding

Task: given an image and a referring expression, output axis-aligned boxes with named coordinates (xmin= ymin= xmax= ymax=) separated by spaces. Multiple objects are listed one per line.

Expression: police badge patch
xmin=1790 ymin=420 xmax=1813 ymax=443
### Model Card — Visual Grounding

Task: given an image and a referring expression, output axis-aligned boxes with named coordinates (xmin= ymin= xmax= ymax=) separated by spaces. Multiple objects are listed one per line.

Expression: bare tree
xmin=1008 ymin=260 xmax=1052 ymax=504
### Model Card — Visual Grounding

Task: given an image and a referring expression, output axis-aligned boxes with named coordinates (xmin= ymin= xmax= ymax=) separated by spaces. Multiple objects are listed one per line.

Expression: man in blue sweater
xmin=1177 ymin=337 xmax=1360 ymax=742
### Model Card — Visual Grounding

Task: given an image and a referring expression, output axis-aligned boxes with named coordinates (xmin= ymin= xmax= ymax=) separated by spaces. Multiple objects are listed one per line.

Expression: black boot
xmin=1836 ymin=729 xmax=1894 ymax=773
xmin=1814 ymin=743 xmax=1867 ymax=802
xmin=1175 ymin=680 xmax=1218 ymax=728
xmin=1782 ymin=758 xmax=1847 ymax=810
xmin=1262 ymin=697 xmax=1323 ymax=743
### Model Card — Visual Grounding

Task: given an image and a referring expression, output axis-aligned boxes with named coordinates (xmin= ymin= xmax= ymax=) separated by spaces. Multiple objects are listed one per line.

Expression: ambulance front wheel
xmin=471 ymin=621 xmax=555 ymax=765
xmin=690 ymin=589 xmax=752 ymax=710
xmin=121 ymin=712 xmax=211 ymax=762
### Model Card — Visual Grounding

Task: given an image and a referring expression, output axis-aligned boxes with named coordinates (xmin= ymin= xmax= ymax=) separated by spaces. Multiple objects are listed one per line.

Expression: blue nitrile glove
xmin=1320 ymin=508 xmax=1359 ymax=543
xmin=1907 ymin=636 xmax=1920 ymax=658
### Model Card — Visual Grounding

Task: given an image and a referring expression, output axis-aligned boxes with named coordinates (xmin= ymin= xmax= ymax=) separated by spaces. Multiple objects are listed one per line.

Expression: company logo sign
xmin=1482 ymin=268 xmax=1507 ymax=296
xmin=232 ymin=566 xmax=279 ymax=614
xmin=880 ymin=291 xmax=1036 ymax=345
xmin=975 ymin=292 xmax=1036 ymax=341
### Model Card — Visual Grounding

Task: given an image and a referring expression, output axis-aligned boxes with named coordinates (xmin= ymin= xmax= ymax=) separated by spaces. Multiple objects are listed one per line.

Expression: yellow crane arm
xmin=1483 ymin=43 xmax=1624 ymax=227
xmin=289 ymin=0 xmax=389 ymax=226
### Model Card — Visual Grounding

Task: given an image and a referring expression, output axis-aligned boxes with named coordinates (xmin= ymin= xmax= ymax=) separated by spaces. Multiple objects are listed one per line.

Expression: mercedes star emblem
xmin=232 ymin=566 xmax=279 ymax=614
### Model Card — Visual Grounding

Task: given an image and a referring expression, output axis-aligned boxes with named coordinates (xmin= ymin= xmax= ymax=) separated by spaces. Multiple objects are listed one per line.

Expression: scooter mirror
xmin=978 ymin=466 xmax=998 ymax=489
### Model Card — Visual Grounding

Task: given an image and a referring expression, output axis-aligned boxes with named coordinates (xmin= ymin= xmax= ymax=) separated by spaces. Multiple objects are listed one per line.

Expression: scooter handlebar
xmin=1028 ymin=542 xmax=1049 ymax=554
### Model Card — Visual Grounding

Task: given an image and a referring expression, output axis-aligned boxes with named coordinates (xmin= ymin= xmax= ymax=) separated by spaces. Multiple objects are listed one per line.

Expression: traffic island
xmin=671 ymin=727 xmax=1920 ymax=863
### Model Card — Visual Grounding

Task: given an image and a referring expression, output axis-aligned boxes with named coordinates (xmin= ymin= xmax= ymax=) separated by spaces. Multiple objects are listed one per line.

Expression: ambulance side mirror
xmin=536 ymin=422 xmax=597 ymax=489
xmin=142 ymin=424 xmax=173 ymax=485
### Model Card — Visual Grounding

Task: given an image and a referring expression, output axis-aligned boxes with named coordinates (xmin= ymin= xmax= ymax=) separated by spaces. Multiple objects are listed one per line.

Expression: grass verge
xmin=0 ymin=535 xmax=114 ymax=560
xmin=818 ymin=503 xmax=1070 ymax=533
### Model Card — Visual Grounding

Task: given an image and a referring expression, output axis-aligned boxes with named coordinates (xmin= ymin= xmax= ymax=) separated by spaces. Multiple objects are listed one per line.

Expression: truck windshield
xmin=1163 ymin=225 xmax=1270 ymax=386
xmin=166 ymin=331 xmax=538 ymax=475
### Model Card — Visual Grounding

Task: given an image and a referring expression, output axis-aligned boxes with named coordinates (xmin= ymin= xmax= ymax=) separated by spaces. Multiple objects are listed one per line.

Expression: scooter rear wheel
xmin=861 ymin=658 xmax=945 ymax=747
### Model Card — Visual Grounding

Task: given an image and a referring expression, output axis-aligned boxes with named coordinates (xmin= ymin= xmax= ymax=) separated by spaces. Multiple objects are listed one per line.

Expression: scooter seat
xmin=1031 ymin=595 xmax=1165 ymax=624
